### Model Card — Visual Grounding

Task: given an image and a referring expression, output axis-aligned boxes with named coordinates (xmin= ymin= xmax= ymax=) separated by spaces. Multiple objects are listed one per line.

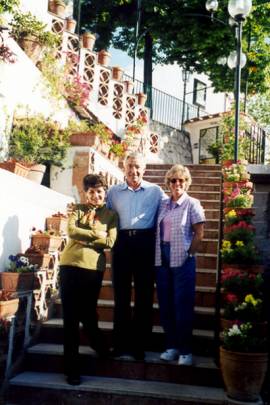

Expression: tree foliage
xmin=78 ymin=0 xmax=270 ymax=94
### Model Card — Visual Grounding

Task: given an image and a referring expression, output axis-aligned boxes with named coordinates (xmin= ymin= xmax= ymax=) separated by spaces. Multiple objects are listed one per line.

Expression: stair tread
xmin=27 ymin=343 xmax=217 ymax=368
xmin=10 ymin=371 xmax=226 ymax=403
xmin=42 ymin=319 xmax=214 ymax=338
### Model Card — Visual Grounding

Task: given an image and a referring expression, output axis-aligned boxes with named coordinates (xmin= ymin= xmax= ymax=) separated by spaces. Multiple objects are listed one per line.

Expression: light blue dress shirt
xmin=107 ymin=180 xmax=166 ymax=230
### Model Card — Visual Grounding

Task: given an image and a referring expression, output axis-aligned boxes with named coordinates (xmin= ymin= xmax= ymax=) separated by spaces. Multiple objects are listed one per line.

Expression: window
xmin=193 ymin=79 xmax=207 ymax=108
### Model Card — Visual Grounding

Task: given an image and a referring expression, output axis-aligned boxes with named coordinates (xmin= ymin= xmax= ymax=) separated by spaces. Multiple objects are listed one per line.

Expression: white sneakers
xmin=160 ymin=349 xmax=179 ymax=361
xmin=178 ymin=353 xmax=193 ymax=366
xmin=160 ymin=349 xmax=193 ymax=366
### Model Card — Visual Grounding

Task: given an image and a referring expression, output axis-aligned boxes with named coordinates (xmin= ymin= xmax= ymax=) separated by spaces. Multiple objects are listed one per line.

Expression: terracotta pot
xmin=81 ymin=32 xmax=96 ymax=50
xmin=54 ymin=0 xmax=66 ymax=17
xmin=48 ymin=0 xmax=56 ymax=13
xmin=123 ymin=80 xmax=134 ymax=93
xmin=26 ymin=163 xmax=46 ymax=184
xmin=46 ymin=216 xmax=68 ymax=234
xmin=0 ymin=272 xmax=38 ymax=292
xmin=65 ymin=18 xmax=77 ymax=33
xmin=69 ymin=132 xmax=100 ymax=147
xmin=220 ymin=346 xmax=268 ymax=402
xmin=20 ymin=253 xmax=52 ymax=269
xmin=97 ymin=50 xmax=111 ymax=66
xmin=31 ymin=235 xmax=62 ymax=253
xmin=136 ymin=92 xmax=147 ymax=106
xmin=0 ymin=297 xmax=19 ymax=319
xmin=0 ymin=161 xmax=30 ymax=178
xmin=112 ymin=66 xmax=124 ymax=81
xmin=18 ymin=34 xmax=42 ymax=64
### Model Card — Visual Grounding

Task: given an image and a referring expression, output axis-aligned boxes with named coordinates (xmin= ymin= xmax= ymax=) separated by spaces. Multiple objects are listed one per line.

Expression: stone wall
xmin=249 ymin=165 xmax=270 ymax=268
xmin=148 ymin=121 xmax=193 ymax=164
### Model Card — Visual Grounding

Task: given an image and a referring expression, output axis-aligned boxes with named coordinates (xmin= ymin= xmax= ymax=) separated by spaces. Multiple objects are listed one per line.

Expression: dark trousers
xmin=60 ymin=265 xmax=105 ymax=375
xmin=155 ymin=244 xmax=196 ymax=354
xmin=112 ymin=230 xmax=155 ymax=355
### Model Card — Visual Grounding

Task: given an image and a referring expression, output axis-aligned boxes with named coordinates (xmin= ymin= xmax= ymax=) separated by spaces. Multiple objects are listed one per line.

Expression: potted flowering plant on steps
xmin=0 ymin=255 xmax=39 ymax=292
xmin=219 ymin=134 xmax=268 ymax=402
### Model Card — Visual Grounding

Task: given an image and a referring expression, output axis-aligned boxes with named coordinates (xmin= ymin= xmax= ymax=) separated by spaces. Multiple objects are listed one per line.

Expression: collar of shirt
xmin=119 ymin=180 xmax=147 ymax=192
xmin=165 ymin=192 xmax=188 ymax=209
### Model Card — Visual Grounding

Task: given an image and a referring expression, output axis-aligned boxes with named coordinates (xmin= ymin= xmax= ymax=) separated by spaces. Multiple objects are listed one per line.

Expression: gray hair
xmin=124 ymin=152 xmax=146 ymax=169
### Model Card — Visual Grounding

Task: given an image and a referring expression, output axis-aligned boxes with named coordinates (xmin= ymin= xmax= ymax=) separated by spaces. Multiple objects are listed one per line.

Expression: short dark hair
xmin=83 ymin=174 xmax=107 ymax=192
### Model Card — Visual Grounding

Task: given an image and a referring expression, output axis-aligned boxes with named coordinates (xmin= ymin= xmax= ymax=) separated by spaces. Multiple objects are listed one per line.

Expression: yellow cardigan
xmin=60 ymin=203 xmax=118 ymax=271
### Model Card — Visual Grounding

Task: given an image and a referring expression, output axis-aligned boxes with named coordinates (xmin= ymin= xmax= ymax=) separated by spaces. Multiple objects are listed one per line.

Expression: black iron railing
xmin=246 ymin=125 xmax=266 ymax=164
xmin=123 ymin=74 xmax=206 ymax=130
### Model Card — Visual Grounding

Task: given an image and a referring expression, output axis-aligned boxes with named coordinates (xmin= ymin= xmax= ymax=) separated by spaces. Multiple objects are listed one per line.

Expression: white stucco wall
xmin=0 ymin=168 xmax=74 ymax=271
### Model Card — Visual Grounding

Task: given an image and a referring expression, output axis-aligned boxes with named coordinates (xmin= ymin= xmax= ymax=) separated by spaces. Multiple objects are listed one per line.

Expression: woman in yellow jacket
xmin=60 ymin=174 xmax=118 ymax=385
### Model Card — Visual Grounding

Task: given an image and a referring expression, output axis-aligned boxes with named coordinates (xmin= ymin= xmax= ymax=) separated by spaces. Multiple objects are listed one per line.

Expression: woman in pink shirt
xmin=155 ymin=164 xmax=205 ymax=365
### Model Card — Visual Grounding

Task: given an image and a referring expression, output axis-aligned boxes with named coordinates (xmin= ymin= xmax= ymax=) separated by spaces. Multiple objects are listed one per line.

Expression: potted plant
xmin=97 ymin=49 xmax=111 ymax=66
xmin=0 ymin=255 xmax=39 ymax=292
xmin=23 ymin=246 xmax=52 ymax=269
xmin=31 ymin=229 xmax=63 ymax=253
xmin=0 ymin=0 xmax=19 ymax=14
xmin=112 ymin=66 xmax=124 ymax=81
xmin=65 ymin=16 xmax=77 ymax=33
xmin=220 ymin=322 xmax=268 ymax=402
xmin=0 ymin=290 xmax=19 ymax=319
xmin=46 ymin=212 xmax=68 ymax=234
xmin=81 ymin=32 xmax=96 ymax=50
xmin=10 ymin=12 xmax=60 ymax=63
xmin=136 ymin=92 xmax=147 ymax=106
xmin=6 ymin=114 xmax=71 ymax=182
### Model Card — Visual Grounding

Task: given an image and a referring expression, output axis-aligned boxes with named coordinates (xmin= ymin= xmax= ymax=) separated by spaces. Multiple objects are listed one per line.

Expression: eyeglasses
xmin=170 ymin=178 xmax=186 ymax=184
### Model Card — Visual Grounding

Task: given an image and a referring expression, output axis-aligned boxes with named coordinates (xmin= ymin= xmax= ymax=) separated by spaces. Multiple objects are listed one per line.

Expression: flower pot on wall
xmin=0 ymin=297 xmax=19 ymax=319
xmin=46 ymin=216 xmax=68 ymax=234
xmin=27 ymin=163 xmax=46 ymax=184
xmin=123 ymin=80 xmax=134 ymax=93
xmin=112 ymin=66 xmax=124 ymax=81
xmin=54 ymin=0 xmax=66 ymax=17
xmin=136 ymin=92 xmax=147 ymax=106
xmin=220 ymin=346 xmax=268 ymax=402
xmin=81 ymin=32 xmax=96 ymax=50
xmin=69 ymin=132 xmax=100 ymax=147
xmin=65 ymin=17 xmax=77 ymax=33
xmin=31 ymin=234 xmax=62 ymax=253
xmin=0 ymin=272 xmax=37 ymax=292
xmin=17 ymin=34 xmax=42 ymax=64
xmin=0 ymin=161 xmax=30 ymax=178
xmin=97 ymin=50 xmax=111 ymax=66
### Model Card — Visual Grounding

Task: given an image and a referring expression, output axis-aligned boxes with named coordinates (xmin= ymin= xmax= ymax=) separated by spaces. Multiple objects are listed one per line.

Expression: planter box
xmin=69 ymin=132 xmax=100 ymax=147
xmin=0 ymin=297 xmax=19 ymax=319
xmin=31 ymin=235 xmax=62 ymax=253
xmin=0 ymin=161 xmax=29 ymax=178
xmin=24 ymin=253 xmax=52 ymax=269
xmin=0 ymin=272 xmax=38 ymax=292
xmin=46 ymin=217 xmax=68 ymax=234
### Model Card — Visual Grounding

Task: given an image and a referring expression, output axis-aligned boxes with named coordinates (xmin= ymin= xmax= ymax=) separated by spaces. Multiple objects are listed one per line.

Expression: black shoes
xmin=66 ymin=374 xmax=81 ymax=385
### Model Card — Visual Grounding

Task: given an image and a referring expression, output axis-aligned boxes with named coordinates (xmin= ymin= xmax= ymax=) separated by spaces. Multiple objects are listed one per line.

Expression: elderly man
xmin=107 ymin=152 xmax=165 ymax=360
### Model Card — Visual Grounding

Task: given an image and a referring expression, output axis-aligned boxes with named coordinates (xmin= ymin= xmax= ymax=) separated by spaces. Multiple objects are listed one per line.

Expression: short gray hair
xmin=124 ymin=152 xmax=146 ymax=169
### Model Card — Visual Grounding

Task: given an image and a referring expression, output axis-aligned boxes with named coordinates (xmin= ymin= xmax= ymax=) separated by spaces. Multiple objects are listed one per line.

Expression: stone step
xmin=146 ymin=164 xmax=222 ymax=171
xmin=54 ymin=298 xmax=216 ymax=330
xmin=145 ymin=170 xmax=222 ymax=178
xmin=9 ymin=371 xmax=227 ymax=405
xmin=97 ymin=281 xmax=216 ymax=307
xmin=103 ymin=266 xmax=217 ymax=287
xmin=23 ymin=344 xmax=222 ymax=387
xmin=204 ymin=229 xmax=219 ymax=239
xmin=38 ymin=320 xmax=216 ymax=355
xmin=145 ymin=174 xmax=222 ymax=183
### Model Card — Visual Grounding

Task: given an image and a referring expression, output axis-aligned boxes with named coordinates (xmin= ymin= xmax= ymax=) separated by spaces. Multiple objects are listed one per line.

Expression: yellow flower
xmin=245 ymin=294 xmax=256 ymax=305
xmin=226 ymin=210 xmax=237 ymax=218
xmin=235 ymin=240 xmax=244 ymax=247
xmin=222 ymin=240 xmax=231 ymax=249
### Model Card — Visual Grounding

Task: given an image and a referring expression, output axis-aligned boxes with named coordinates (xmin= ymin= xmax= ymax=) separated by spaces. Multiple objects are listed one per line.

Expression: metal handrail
xmin=123 ymin=73 xmax=206 ymax=130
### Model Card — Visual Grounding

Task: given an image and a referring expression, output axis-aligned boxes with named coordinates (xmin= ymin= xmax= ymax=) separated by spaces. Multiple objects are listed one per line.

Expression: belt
xmin=161 ymin=240 xmax=170 ymax=245
xmin=119 ymin=228 xmax=154 ymax=237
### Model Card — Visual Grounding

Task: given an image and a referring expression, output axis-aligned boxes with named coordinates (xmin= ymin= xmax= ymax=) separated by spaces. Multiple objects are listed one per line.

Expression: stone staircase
xmin=7 ymin=164 xmax=228 ymax=404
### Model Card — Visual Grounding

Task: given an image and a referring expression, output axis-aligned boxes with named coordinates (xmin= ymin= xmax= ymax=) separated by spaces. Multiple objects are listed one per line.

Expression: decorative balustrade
xmin=46 ymin=13 xmax=149 ymax=140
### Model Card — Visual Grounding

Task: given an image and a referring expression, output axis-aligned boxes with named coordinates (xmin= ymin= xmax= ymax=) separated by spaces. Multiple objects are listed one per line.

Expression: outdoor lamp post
xmin=181 ymin=69 xmax=190 ymax=130
xmin=206 ymin=0 xmax=252 ymax=162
